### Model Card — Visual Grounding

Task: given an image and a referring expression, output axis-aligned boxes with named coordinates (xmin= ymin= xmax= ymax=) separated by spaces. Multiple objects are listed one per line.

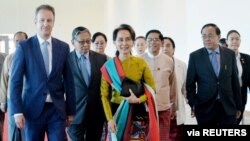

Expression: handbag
xmin=120 ymin=77 xmax=144 ymax=98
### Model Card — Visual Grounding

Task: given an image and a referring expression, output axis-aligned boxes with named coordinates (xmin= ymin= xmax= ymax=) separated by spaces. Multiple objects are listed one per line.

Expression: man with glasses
xmin=141 ymin=29 xmax=177 ymax=141
xmin=186 ymin=23 xmax=242 ymax=125
xmin=67 ymin=26 xmax=107 ymax=141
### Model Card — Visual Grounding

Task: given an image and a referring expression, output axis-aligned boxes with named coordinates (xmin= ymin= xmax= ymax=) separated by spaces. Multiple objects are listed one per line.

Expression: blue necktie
xmin=211 ymin=51 xmax=219 ymax=76
xmin=41 ymin=41 xmax=49 ymax=76
xmin=80 ymin=55 xmax=89 ymax=86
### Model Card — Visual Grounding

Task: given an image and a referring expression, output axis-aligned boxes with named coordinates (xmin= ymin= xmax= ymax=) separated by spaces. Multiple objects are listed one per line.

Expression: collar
xmin=236 ymin=52 xmax=241 ymax=59
xmin=75 ymin=50 xmax=90 ymax=60
xmin=206 ymin=45 xmax=220 ymax=54
xmin=37 ymin=34 xmax=52 ymax=46
xmin=147 ymin=51 xmax=161 ymax=59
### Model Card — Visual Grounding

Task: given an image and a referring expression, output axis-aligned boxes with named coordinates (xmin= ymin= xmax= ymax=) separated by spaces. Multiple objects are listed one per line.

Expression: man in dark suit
xmin=67 ymin=26 xmax=106 ymax=141
xmin=9 ymin=4 xmax=76 ymax=141
xmin=0 ymin=52 xmax=7 ymax=141
xmin=186 ymin=23 xmax=242 ymax=125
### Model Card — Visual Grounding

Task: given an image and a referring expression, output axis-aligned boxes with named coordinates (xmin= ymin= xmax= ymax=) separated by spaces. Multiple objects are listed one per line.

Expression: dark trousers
xmin=195 ymin=100 xmax=237 ymax=125
xmin=25 ymin=103 xmax=67 ymax=141
xmin=169 ymin=119 xmax=184 ymax=141
xmin=67 ymin=113 xmax=104 ymax=141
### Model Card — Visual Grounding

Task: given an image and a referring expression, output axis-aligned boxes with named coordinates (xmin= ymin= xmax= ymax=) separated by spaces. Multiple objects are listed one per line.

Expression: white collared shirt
xmin=37 ymin=34 xmax=53 ymax=102
xmin=236 ymin=52 xmax=243 ymax=87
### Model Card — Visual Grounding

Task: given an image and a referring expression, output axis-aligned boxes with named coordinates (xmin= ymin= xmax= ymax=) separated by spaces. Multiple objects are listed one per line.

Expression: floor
xmin=2 ymin=114 xmax=69 ymax=141
xmin=2 ymin=94 xmax=250 ymax=140
xmin=184 ymin=93 xmax=250 ymax=125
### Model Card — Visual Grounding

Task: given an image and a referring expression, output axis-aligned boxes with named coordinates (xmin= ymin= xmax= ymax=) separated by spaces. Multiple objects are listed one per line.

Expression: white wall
xmin=0 ymin=0 xmax=249 ymax=61
xmin=186 ymin=0 xmax=250 ymax=61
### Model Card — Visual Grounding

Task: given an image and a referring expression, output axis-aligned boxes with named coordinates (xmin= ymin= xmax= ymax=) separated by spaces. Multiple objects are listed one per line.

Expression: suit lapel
xmin=218 ymin=47 xmax=227 ymax=79
xmin=240 ymin=53 xmax=247 ymax=82
xmin=71 ymin=51 xmax=87 ymax=85
xmin=51 ymin=38 xmax=60 ymax=77
xmin=32 ymin=36 xmax=48 ymax=77
xmin=88 ymin=51 xmax=96 ymax=86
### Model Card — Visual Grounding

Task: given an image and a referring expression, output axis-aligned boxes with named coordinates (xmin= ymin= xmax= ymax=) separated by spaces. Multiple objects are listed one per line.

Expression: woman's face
xmin=135 ymin=38 xmax=146 ymax=55
xmin=162 ymin=39 xmax=175 ymax=57
xmin=93 ymin=35 xmax=107 ymax=54
xmin=114 ymin=30 xmax=134 ymax=55
xmin=227 ymin=32 xmax=241 ymax=52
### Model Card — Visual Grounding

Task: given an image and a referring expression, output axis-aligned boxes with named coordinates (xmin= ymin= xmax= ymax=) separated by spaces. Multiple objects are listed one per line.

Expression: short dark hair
xmin=163 ymin=37 xmax=175 ymax=49
xmin=113 ymin=24 xmax=136 ymax=41
xmin=92 ymin=32 xmax=107 ymax=43
xmin=226 ymin=30 xmax=241 ymax=39
xmin=145 ymin=30 xmax=163 ymax=41
xmin=219 ymin=38 xmax=227 ymax=44
xmin=14 ymin=31 xmax=28 ymax=39
xmin=35 ymin=4 xmax=55 ymax=18
xmin=71 ymin=26 xmax=91 ymax=40
xmin=201 ymin=23 xmax=221 ymax=35
xmin=135 ymin=36 xmax=145 ymax=41
xmin=113 ymin=24 xmax=135 ymax=56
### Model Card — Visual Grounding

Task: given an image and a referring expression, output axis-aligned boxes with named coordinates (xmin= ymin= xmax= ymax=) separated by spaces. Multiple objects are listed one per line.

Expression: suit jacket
xmin=70 ymin=50 xmax=106 ymax=124
xmin=10 ymin=35 xmax=76 ymax=119
xmin=0 ymin=53 xmax=7 ymax=74
xmin=186 ymin=47 xmax=242 ymax=116
xmin=174 ymin=57 xmax=187 ymax=125
xmin=240 ymin=53 xmax=250 ymax=107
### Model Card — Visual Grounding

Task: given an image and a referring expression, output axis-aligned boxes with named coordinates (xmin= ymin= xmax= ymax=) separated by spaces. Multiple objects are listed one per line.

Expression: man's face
xmin=14 ymin=33 xmax=27 ymax=46
xmin=72 ymin=31 xmax=91 ymax=54
xmin=201 ymin=26 xmax=220 ymax=50
xmin=34 ymin=9 xmax=54 ymax=39
xmin=146 ymin=33 xmax=162 ymax=56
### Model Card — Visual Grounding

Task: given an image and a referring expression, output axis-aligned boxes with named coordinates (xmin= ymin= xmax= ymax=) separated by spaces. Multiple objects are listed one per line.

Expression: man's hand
xmin=14 ymin=114 xmax=25 ymax=129
xmin=66 ymin=115 xmax=74 ymax=126
xmin=171 ymin=104 xmax=177 ymax=119
xmin=0 ymin=103 xmax=6 ymax=113
xmin=191 ymin=110 xmax=195 ymax=118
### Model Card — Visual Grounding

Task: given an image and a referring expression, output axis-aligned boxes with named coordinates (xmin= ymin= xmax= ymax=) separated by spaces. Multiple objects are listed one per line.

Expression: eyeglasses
xmin=201 ymin=34 xmax=216 ymax=40
xmin=146 ymin=38 xmax=161 ymax=43
xmin=94 ymin=41 xmax=105 ymax=46
xmin=75 ymin=39 xmax=91 ymax=45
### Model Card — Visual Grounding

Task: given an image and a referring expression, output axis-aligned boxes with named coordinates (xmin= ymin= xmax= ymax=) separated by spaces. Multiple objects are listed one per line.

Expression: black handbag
xmin=120 ymin=77 xmax=144 ymax=97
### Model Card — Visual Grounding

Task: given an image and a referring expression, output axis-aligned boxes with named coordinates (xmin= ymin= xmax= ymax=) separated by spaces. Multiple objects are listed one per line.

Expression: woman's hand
xmin=124 ymin=89 xmax=140 ymax=104
xmin=108 ymin=119 xmax=117 ymax=133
